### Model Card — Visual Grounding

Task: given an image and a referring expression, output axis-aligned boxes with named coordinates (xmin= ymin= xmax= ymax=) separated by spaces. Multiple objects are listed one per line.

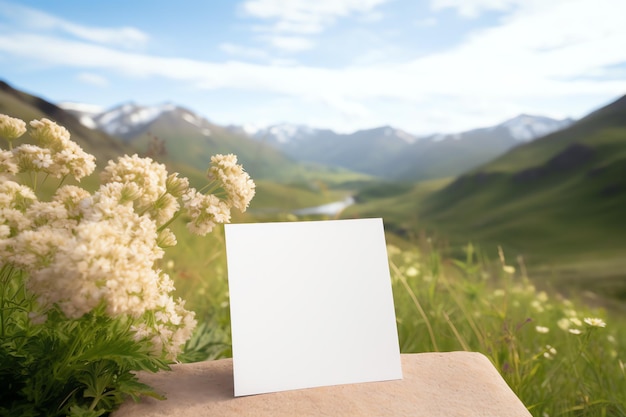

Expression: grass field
xmin=170 ymin=222 xmax=626 ymax=416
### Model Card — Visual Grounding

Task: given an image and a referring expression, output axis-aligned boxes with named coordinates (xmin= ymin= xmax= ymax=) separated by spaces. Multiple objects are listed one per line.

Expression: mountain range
xmin=333 ymin=91 xmax=626 ymax=298
xmin=60 ymin=100 xmax=573 ymax=182
xmin=0 ymin=81 xmax=131 ymax=165
xmin=2 ymin=78 xmax=625 ymax=296
xmin=417 ymin=94 xmax=626 ymax=277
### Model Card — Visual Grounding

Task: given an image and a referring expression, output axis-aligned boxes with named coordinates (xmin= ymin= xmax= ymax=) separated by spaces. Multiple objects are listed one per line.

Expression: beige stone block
xmin=113 ymin=352 xmax=531 ymax=417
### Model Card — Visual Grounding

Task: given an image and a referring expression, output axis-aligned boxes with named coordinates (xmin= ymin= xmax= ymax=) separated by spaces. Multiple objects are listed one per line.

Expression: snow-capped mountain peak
xmin=92 ymin=102 xmax=176 ymax=137
xmin=253 ymin=123 xmax=321 ymax=144
xmin=498 ymin=114 xmax=573 ymax=141
xmin=59 ymin=101 xmax=215 ymax=139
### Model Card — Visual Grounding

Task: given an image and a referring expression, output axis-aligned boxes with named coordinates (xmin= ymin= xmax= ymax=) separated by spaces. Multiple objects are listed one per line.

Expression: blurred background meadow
xmin=1 ymin=0 xmax=626 ymax=415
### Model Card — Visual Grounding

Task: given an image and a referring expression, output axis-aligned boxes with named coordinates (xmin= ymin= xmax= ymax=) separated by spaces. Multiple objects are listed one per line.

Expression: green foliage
xmin=0 ymin=266 xmax=169 ymax=416
xmin=168 ymin=222 xmax=626 ymax=416
xmin=388 ymin=242 xmax=626 ymax=417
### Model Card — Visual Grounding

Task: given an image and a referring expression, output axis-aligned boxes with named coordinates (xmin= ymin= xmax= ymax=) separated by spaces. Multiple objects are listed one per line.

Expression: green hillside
xmin=126 ymin=111 xmax=373 ymax=187
xmin=417 ymin=95 xmax=626 ymax=297
xmin=128 ymin=112 xmax=298 ymax=180
xmin=0 ymin=80 xmax=132 ymax=166
xmin=0 ymin=80 xmax=370 ymax=214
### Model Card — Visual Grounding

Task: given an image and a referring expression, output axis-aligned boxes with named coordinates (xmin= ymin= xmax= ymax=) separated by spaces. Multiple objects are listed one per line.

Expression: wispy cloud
xmin=0 ymin=1 xmax=149 ymax=48
xmin=0 ymin=0 xmax=624 ymax=133
xmin=239 ymin=0 xmax=391 ymax=51
xmin=263 ymin=35 xmax=315 ymax=52
xmin=76 ymin=72 xmax=109 ymax=87
xmin=431 ymin=0 xmax=520 ymax=18
xmin=219 ymin=42 xmax=269 ymax=60
xmin=241 ymin=0 xmax=390 ymax=34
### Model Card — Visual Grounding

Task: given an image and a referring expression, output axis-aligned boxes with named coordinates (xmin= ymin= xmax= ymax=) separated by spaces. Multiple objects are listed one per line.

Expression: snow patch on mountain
xmin=394 ymin=128 xmax=418 ymax=144
xmin=499 ymin=114 xmax=573 ymax=141
xmin=60 ymin=102 xmax=217 ymax=139
xmin=93 ymin=103 xmax=176 ymax=136
xmin=253 ymin=123 xmax=320 ymax=143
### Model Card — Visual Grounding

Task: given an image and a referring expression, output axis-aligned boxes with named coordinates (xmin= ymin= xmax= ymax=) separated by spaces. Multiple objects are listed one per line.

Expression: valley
xmin=2 ymin=78 xmax=625 ymax=306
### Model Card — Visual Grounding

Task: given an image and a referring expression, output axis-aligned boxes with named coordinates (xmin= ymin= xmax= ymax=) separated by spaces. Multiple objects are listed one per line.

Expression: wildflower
xmin=13 ymin=144 xmax=52 ymax=172
xmin=386 ymin=244 xmax=401 ymax=256
xmin=29 ymin=118 xmax=71 ymax=150
xmin=208 ymin=153 xmax=255 ymax=212
xmin=543 ymin=345 xmax=556 ymax=359
xmin=182 ymin=187 xmax=231 ymax=236
xmin=557 ymin=318 xmax=571 ymax=331
xmin=405 ymin=266 xmax=418 ymax=277
xmin=165 ymin=172 xmax=189 ymax=197
xmin=493 ymin=289 xmax=505 ymax=297
xmin=0 ymin=113 xmax=254 ymax=367
xmin=570 ymin=317 xmax=582 ymax=327
xmin=583 ymin=317 xmax=606 ymax=328
xmin=0 ymin=114 xmax=27 ymax=141
xmin=100 ymin=154 xmax=168 ymax=213
xmin=0 ymin=150 xmax=18 ymax=174
xmin=52 ymin=141 xmax=96 ymax=180
xmin=569 ymin=328 xmax=582 ymax=335
xmin=536 ymin=326 xmax=550 ymax=334
xmin=502 ymin=265 xmax=515 ymax=274
xmin=531 ymin=300 xmax=544 ymax=313
xmin=157 ymin=228 xmax=177 ymax=248
xmin=11 ymin=119 xmax=96 ymax=180
xmin=543 ymin=344 xmax=557 ymax=359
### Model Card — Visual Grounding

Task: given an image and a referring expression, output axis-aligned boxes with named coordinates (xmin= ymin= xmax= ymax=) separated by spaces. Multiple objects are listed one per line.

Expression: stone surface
xmin=113 ymin=352 xmax=532 ymax=417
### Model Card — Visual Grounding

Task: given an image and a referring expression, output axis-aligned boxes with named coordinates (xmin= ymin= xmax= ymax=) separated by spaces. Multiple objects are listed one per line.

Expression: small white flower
xmin=405 ymin=266 xmax=418 ymax=277
xmin=583 ymin=317 xmax=606 ymax=328
xmin=502 ymin=265 xmax=515 ymax=274
xmin=0 ymin=114 xmax=27 ymax=140
xmin=569 ymin=328 xmax=582 ymax=335
xmin=557 ymin=318 xmax=570 ymax=331
xmin=570 ymin=317 xmax=582 ymax=327
xmin=543 ymin=344 xmax=557 ymax=359
xmin=535 ymin=326 xmax=550 ymax=334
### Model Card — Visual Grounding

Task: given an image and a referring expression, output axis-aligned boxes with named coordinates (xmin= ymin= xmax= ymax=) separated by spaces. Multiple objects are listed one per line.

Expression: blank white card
xmin=225 ymin=218 xmax=402 ymax=397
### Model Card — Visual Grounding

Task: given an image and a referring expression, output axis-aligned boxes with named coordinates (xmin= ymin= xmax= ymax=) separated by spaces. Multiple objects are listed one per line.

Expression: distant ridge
xmin=0 ymin=80 xmax=131 ymax=165
xmin=238 ymin=115 xmax=573 ymax=181
xmin=419 ymin=93 xmax=626 ymax=268
xmin=61 ymin=100 xmax=324 ymax=180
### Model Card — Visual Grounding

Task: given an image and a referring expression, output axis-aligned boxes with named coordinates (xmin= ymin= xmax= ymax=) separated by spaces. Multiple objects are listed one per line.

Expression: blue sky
xmin=0 ymin=0 xmax=625 ymax=134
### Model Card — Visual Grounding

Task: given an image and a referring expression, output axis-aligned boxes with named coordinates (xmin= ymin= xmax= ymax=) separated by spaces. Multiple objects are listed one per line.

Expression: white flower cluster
xmin=0 ymin=114 xmax=27 ymax=142
xmin=208 ymin=153 xmax=256 ymax=212
xmin=0 ymin=114 xmax=255 ymax=360
xmin=6 ymin=117 xmax=96 ymax=180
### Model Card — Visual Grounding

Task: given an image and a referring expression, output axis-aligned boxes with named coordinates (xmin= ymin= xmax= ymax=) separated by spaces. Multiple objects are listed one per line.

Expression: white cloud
xmin=0 ymin=1 xmax=149 ymax=48
xmin=76 ymin=72 xmax=109 ymax=87
xmin=219 ymin=42 xmax=269 ymax=60
xmin=264 ymin=35 xmax=315 ymax=52
xmin=241 ymin=0 xmax=391 ymax=34
xmin=0 ymin=0 xmax=624 ymax=133
xmin=430 ymin=0 xmax=520 ymax=18
xmin=240 ymin=0 xmax=391 ymax=54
